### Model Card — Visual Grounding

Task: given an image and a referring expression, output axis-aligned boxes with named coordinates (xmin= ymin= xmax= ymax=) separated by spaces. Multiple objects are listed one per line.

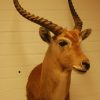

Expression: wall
xmin=0 ymin=0 xmax=100 ymax=100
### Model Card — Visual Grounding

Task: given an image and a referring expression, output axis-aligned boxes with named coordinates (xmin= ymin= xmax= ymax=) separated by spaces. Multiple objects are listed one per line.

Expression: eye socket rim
xmin=58 ymin=39 xmax=69 ymax=47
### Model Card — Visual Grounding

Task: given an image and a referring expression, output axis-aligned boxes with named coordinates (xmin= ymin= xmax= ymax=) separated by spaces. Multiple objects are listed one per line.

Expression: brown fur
xmin=13 ymin=0 xmax=91 ymax=100
xmin=26 ymin=29 xmax=90 ymax=100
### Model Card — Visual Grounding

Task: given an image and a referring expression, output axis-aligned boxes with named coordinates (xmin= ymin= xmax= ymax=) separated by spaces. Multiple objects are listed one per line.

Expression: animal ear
xmin=81 ymin=29 xmax=92 ymax=40
xmin=39 ymin=27 xmax=52 ymax=43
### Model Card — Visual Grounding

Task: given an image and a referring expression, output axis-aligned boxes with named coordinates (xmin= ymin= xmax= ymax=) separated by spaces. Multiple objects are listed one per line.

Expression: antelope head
xmin=13 ymin=0 xmax=91 ymax=72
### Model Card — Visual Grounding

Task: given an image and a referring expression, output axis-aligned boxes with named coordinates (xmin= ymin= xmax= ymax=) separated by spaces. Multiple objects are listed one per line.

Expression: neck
xmin=40 ymin=50 xmax=72 ymax=100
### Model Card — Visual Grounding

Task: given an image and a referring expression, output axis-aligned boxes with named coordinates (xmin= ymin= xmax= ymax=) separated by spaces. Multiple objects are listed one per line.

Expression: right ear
xmin=39 ymin=27 xmax=52 ymax=43
xmin=81 ymin=29 xmax=92 ymax=40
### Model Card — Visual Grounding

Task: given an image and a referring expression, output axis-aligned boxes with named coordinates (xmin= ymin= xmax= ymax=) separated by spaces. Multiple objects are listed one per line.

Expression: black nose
xmin=82 ymin=61 xmax=90 ymax=70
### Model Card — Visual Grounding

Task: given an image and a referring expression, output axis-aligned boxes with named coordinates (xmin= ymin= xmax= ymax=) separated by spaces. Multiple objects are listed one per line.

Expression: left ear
xmin=39 ymin=27 xmax=52 ymax=43
xmin=81 ymin=29 xmax=92 ymax=40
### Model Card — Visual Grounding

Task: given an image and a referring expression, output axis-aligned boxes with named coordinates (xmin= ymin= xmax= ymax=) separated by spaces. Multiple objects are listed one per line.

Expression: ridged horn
xmin=13 ymin=0 xmax=64 ymax=35
xmin=68 ymin=0 xmax=83 ymax=30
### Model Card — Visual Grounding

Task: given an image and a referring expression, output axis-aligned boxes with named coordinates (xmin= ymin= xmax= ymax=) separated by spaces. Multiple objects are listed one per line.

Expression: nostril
xmin=82 ymin=62 xmax=90 ymax=70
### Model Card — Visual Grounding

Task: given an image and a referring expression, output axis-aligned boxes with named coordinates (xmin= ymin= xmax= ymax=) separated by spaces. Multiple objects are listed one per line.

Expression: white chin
xmin=73 ymin=65 xmax=87 ymax=72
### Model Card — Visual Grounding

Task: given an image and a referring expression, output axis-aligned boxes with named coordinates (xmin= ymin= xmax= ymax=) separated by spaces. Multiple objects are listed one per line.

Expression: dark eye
xmin=58 ymin=40 xmax=68 ymax=47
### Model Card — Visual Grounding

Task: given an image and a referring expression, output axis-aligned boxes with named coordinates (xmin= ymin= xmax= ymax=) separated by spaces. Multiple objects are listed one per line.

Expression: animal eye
xmin=58 ymin=40 xmax=68 ymax=47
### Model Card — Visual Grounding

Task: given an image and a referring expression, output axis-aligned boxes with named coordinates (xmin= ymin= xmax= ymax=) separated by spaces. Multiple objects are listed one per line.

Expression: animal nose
xmin=82 ymin=61 xmax=90 ymax=71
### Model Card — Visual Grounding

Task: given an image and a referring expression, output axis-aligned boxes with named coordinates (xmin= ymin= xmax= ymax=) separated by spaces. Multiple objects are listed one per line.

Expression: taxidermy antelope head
xmin=13 ymin=0 xmax=92 ymax=100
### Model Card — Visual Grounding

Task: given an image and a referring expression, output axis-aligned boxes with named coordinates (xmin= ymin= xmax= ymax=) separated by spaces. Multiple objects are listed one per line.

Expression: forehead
xmin=57 ymin=30 xmax=80 ymax=43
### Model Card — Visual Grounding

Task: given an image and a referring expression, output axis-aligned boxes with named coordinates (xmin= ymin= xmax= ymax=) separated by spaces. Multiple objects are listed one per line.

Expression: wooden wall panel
xmin=0 ymin=0 xmax=100 ymax=100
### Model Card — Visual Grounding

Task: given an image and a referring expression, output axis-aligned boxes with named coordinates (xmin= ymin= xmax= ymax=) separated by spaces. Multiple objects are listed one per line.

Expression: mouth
xmin=73 ymin=65 xmax=89 ymax=73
